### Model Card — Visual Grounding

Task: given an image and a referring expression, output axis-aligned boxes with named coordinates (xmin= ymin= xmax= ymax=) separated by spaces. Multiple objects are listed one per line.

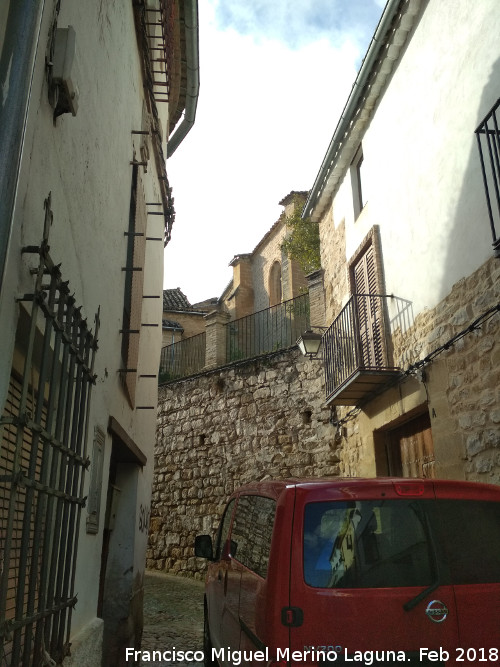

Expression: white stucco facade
xmin=0 ymin=0 xmax=195 ymax=664
xmin=305 ymin=0 xmax=500 ymax=483
xmin=339 ymin=0 xmax=499 ymax=317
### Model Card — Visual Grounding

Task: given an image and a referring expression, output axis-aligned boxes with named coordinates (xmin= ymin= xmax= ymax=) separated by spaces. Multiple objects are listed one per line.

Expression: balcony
xmin=226 ymin=293 xmax=310 ymax=363
xmin=475 ymin=98 xmax=500 ymax=258
xmin=323 ymin=293 xmax=400 ymax=406
xmin=159 ymin=331 xmax=206 ymax=383
xmin=158 ymin=293 xmax=310 ymax=384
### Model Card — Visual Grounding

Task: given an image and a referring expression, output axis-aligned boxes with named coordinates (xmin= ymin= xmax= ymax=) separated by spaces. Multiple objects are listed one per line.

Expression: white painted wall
xmin=0 ymin=0 xmax=165 ymax=658
xmin=332 ymin=0 xmax=500 ymax=317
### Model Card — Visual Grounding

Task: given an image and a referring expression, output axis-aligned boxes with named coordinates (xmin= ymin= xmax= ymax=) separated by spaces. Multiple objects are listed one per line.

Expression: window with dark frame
xmin=351 ymin=145 xmax=366 ymax=219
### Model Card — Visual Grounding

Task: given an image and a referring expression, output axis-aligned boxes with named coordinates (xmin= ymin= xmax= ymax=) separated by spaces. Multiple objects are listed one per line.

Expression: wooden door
xmin=386 ymin=412 xmax=435 ymax=478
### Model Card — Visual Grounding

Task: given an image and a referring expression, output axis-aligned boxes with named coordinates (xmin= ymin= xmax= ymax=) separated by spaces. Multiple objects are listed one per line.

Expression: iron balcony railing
xmin=475 ymin=97 xmax=500 ymax=257
xmin=226 ymin=293 xmax=310 ymax=363
xmin=159 ymin=332 xmax=206 ymax=383
xmin=323 ymin=293 xmax=398 ymax=404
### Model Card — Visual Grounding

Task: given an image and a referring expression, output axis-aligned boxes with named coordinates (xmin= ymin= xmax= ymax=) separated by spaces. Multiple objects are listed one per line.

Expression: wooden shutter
xmin=352 ymin=245 xmax=383 ymax=368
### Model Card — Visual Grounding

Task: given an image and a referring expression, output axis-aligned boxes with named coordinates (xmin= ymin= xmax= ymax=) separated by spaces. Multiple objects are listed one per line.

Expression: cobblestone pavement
xmin=139 ymin=571 xmax=205 ymax=667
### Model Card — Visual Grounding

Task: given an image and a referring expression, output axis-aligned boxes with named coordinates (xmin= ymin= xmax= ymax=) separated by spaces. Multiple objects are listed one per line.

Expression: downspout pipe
xmin=0 ymin=0 xmax=46 ymax=293
xmin=167 ymin=0 xmax=199 ymax=158
xmin=302 ymin=0 xmax=404 ymax=220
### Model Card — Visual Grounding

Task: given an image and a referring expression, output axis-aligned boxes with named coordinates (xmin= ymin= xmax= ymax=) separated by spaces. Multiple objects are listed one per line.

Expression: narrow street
xmin=139 ymin=571 xmax=205 ymax=666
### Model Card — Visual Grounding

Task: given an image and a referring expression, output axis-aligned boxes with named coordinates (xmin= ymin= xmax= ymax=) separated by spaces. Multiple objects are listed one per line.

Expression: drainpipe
xmin=302 ymin=0 xmax=406 ymax=220
xmin=166 ymin=0 xmax=199 ymax=158
xmin=0 ymin=0 xmax=46 ymax=294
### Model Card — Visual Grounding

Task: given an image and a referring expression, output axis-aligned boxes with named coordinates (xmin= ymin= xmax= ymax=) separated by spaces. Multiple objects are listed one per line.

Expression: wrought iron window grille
xmin=0 ymin=194 xmax=99 ymax=665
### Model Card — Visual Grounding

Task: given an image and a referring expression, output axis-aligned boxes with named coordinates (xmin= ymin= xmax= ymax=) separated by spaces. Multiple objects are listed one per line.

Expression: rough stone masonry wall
xmin=340 ymin=256 xmax=500 ymax=484
xmin=149 ymin=254 xmax=499 ymax=578
xmin=396 ymin=256 xmax=500 ymax=483
xmin=148 ymin=348 xmax=339 ymax=578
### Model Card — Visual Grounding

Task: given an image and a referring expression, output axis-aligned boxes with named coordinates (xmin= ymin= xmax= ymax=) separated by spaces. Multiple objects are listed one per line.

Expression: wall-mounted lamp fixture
xmin=296 ymin=330 xmax=323 ymax=358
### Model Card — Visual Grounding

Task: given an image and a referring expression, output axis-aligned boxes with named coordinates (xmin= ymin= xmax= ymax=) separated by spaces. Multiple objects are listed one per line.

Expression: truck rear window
xmin=303 ymin=499 xmax=500 ymax=588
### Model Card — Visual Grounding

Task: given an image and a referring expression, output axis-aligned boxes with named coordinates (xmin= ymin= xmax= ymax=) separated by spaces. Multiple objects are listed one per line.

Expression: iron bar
xmin=21 ymin=274 xmax=59 ymax=664
xmin=4 ymin=197 xmax=52 ymax=665
xmin=475 ymin=98 xmax=500 ymax=256
xmin=42 ymin=286 xmax=74 ymax=656
xmin=225 ymin=293 xmax=310 ymax=365
xmin=484 ymin=119 xmax=500 ymax=223
xmin=55 ymin=323 xmax=92 ymax=654
xmin=159 ymin=332 xmax=206 ymax=382
xmin=0 ymin=596 xmax=77 ymax=637
xmin=67 ymin=310 xmax=99 ymax=646
xmin=323 ymin=293 xmax=400 ymax=404
xmin=47 ymin=299 xmax=79 ymax=657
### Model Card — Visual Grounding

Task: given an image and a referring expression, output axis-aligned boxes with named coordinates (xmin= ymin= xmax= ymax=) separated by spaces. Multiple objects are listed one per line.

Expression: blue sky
xmin=164 ymin=0 xmax=385 ymax=305
xmin=214 ymin=0 xmax=384 ymax=50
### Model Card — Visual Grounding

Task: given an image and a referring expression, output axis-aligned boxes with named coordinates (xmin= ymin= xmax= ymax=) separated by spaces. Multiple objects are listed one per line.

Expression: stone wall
xmin=396 ymin=256 xmax=500 ymax=484
xmin=252 ymin=220 xmax=286 ymax=312
xmin=319 ymin=208 xmax=348 ymax=319
xmin=149 ymin=255 xmax=499 ymax=579
xmin=148 ymin=348 xmax=338 ymax=577
xmin=335 ymin=256 xmax=500 ymax=484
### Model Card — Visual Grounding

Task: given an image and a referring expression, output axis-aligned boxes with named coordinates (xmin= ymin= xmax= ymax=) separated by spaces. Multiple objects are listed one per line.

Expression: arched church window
xmin=269 ymin=261 xmax=282 ymax=306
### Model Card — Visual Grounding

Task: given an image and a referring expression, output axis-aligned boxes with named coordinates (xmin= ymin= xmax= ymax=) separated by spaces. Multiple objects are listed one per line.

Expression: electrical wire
xmin=331 ymin=302 xmax=500 ymax=429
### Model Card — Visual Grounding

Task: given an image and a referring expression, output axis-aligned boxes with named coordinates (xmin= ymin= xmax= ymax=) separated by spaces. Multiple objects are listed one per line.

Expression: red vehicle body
xmin=195 ymin=478 xmax=500 ymax=667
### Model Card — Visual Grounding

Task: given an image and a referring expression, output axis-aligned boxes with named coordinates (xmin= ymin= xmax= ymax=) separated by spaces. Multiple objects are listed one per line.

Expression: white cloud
xmin=164 ymin=0 xmax=383 ymax=305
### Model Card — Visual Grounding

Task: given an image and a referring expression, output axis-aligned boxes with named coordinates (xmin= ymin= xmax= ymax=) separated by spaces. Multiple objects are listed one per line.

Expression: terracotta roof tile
xmin=163 ymin=288 xmax=192 ymax=311
xmin=162 ymin=319 xmax=183 ymax=330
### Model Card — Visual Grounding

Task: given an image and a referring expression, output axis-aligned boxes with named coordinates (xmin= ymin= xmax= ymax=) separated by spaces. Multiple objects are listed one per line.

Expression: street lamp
xmin=296 ymin=330 xmax=323 ymax=358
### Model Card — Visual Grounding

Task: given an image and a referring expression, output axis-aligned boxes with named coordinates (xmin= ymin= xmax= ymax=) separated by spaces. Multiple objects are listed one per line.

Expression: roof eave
xmin=303 ymin=0 xmax=422 ymax=222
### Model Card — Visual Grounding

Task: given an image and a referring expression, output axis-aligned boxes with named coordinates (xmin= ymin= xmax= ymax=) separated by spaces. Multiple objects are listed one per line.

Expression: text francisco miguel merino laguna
xmin=125 ymin=646 xmax=454 ymax=664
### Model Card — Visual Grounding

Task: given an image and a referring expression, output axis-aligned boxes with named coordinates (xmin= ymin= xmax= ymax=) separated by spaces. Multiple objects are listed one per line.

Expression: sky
xmin=164 ymin=0 xmax=386 ymax=305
